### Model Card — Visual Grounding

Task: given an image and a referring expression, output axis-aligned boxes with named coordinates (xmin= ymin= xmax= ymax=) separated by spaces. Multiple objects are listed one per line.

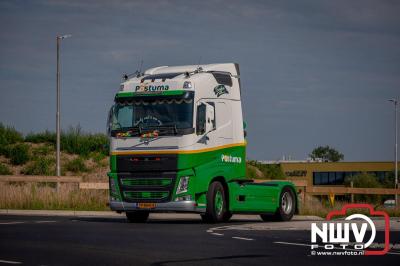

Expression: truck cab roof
xmin=117 ymin=63 xmax=241 ymax=101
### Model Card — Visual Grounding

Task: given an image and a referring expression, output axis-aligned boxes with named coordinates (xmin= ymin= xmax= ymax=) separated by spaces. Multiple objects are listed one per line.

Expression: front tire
xmin=126 ymin=211 xmax=149 ymax=223
xmin=203 ymin=181 xmax=228 ymax=223
xmin=260 ymin=187 xmax=295 ymax=222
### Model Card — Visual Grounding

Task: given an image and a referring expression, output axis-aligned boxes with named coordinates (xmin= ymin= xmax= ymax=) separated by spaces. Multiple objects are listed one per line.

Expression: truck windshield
xmin=111 ymin=97 xmax=194 ymax=135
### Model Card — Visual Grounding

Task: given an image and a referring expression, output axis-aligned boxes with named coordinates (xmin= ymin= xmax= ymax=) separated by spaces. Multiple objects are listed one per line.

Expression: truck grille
xmin=121 ymin=178 xmax=172 ymax=187
xmin=123 ymin=191 xmax=169 ymax=201
xmin=117 ymin=169 xmax=176 ymax=203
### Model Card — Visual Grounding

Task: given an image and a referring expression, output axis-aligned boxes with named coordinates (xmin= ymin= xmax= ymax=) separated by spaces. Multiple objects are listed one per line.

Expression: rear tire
xmin=126 ymin=211 xmax=149 ymax=223
xmin=203 ymin=181 xmax=228 ymax=223
xmin=260 ymin=187 xmax=295 ymax=222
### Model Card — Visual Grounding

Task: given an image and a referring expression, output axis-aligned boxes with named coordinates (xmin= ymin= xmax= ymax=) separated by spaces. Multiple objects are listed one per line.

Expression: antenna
xmin=138 ymin=59 xmax=144 ymax=75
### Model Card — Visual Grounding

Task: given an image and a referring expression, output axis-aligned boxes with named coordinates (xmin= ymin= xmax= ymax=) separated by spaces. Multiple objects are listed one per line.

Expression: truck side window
xmin=196 ymin=103 xmax=206 ymax=135
xmin=107 ymin=106 xmax=114 ymax=136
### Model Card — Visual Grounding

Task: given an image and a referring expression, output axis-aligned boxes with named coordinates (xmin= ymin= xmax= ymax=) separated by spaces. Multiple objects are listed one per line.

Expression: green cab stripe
xmin=116 ymin=90 xmax=185 ymax=98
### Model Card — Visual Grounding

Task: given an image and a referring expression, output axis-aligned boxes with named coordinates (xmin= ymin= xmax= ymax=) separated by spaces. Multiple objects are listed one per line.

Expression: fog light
xmin=175 ymin=195 xmax=192 ymax=201
xmin=176 ymin=176 xmax=190 ymax=194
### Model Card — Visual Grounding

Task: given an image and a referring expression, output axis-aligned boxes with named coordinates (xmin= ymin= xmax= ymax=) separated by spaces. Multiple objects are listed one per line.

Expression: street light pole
xmin=56 ymin=34 xmax=71 ymax=179
xmin=389 ymin=98 xmax=398 ymax=206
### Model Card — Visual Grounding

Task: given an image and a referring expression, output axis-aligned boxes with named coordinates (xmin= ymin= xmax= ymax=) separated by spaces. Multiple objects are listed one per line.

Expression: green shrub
xmin=32 ymin=144 xmax=54 ymax=156
xmin=0 ymin=163 xmax=12 ymax=175
xmin=25 ymin=130 xmax=55 ymax=143
xmin=0 ymin=123 xmax=23 ymax=156
xmin=0 ymin=145 xmax=11 ymax=157
xmin=61 ymin=126 xmax=108 ymax=156
xmin=246 ymin=164 xmax=258 ymax=179
xmin=9 ymin=143 xmax=30 ymax=165
xmin=89 ymin=151 xmax=107 ymax=165
xmin=344 ymin=172 xmax=382 ymax=203
xmin=0 ymin=123 xmax=23 ymax=146
xmin=22 ymin=157 xmax=55 ymax=176
xmin=247 ymin=160 xmax=286 ymax=179
xmin=65 ymin=157 xmax=88 ymax=173
xmin=25 ymin=126 xmax=108 ymax=156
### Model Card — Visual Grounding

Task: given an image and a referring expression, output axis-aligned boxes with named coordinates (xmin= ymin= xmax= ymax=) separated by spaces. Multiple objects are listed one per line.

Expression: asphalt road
xmin=0 ymin=214 xmax=399 ymax=266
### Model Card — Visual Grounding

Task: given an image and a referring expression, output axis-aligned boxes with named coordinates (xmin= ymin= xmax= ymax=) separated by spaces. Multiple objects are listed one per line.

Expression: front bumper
xmin=110 ymin=200 xmax=206 ymax=213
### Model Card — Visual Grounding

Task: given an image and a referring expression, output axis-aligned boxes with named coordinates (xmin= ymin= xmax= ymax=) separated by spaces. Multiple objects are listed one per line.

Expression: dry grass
xmin=0 ymin=182 xmax=108 ymax=211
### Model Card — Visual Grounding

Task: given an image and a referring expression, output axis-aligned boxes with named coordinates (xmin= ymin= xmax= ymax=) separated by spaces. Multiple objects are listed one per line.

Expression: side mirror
xmin=205 ymin=103 xmax=215 ymax=133
xmin=196 ymin=102 xmax=215 ymax=135
xmin=107 ymin=106 xmax=114 ymax=136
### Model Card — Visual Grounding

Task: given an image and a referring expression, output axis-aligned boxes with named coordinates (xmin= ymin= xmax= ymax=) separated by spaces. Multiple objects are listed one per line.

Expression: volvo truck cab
xmin=107 ymin=63 xmax=297 ymax=223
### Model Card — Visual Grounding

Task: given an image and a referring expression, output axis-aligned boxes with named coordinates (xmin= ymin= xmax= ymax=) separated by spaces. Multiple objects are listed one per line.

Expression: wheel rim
xmin=214 ymin=190 xmax=224 ymax=216
xmin=281 ymin=191 xmax=293 ymax=215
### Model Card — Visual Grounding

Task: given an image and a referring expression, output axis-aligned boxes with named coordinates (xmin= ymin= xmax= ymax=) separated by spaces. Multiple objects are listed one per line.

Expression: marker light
xmin=183 ymin=81 xmax=192 ymax=89
xmin=176 ymin=176 xmax=190 ymax=194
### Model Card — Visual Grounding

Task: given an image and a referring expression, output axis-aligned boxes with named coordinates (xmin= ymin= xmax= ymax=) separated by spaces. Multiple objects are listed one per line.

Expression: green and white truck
xmin=107 ymin=63 xmax=298 ymax=223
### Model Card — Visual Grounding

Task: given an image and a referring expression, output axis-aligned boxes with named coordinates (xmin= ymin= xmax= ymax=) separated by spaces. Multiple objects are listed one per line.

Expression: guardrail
xmin=0 ymin=175 xmax=81 ymax=183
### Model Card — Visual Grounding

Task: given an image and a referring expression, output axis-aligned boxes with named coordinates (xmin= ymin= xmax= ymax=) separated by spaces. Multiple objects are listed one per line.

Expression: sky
xmin=0 ymin=0 xmax=399 ymax=161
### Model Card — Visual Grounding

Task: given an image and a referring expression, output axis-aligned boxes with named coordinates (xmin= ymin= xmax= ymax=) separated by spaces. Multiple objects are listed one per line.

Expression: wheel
xmin=260 ymin=187 xmax=295 ymax=222
xmin=203 ymin=181 xmax=228 ymax=223
xmin=126 ymin=211 xmax=149 ymax=223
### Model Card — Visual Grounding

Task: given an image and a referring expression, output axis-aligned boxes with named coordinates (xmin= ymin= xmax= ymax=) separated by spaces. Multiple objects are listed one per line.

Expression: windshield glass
xmin=111 ymin=97 xmax=194 ymax=134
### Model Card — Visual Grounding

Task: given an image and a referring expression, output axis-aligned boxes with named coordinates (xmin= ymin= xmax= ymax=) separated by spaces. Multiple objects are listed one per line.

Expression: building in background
xmin=262 ymin=160 xmax=399 ymax=187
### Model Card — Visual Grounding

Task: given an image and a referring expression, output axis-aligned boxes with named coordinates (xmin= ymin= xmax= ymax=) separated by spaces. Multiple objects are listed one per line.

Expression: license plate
xmin=138 ymin=203 xmax=156 ymax=209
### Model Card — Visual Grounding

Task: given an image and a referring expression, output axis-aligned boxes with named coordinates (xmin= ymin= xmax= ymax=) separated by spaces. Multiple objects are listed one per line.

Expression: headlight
xmin=176 ymin=176 xmax=190 ymax=194
xmin=183 ymin=81 xmax=192 ymax=89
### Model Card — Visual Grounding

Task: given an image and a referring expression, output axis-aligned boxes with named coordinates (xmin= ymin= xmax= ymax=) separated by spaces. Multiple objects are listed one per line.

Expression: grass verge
xmin=0 ymin=183 xmax=108 ymax=211
xmin=299 ymin=197 xmax=400 ymax=217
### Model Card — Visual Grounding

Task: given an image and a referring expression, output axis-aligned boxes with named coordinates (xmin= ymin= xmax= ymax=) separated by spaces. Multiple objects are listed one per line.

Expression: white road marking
xmin=274 ymin=241 xmax=400 ymax=255
xmin=211 ymin=233 xmax=224 ymax=236
xmin=0 ymin=222 xmax=25 ymax=225
xmin=274 ymin=241 xmax=311 ymax=247
xmin=34 ymin=220 xmax=56 ymax=223
xmin=232 ymin=237 xmax=254 ymax=241
xmin=0 ymin=259 xmax=22 ymax=264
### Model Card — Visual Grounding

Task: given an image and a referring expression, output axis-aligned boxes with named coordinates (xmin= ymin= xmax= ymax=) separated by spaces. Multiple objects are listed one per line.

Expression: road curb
xmin=0 ymin=209 xmax=123 ymax=217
